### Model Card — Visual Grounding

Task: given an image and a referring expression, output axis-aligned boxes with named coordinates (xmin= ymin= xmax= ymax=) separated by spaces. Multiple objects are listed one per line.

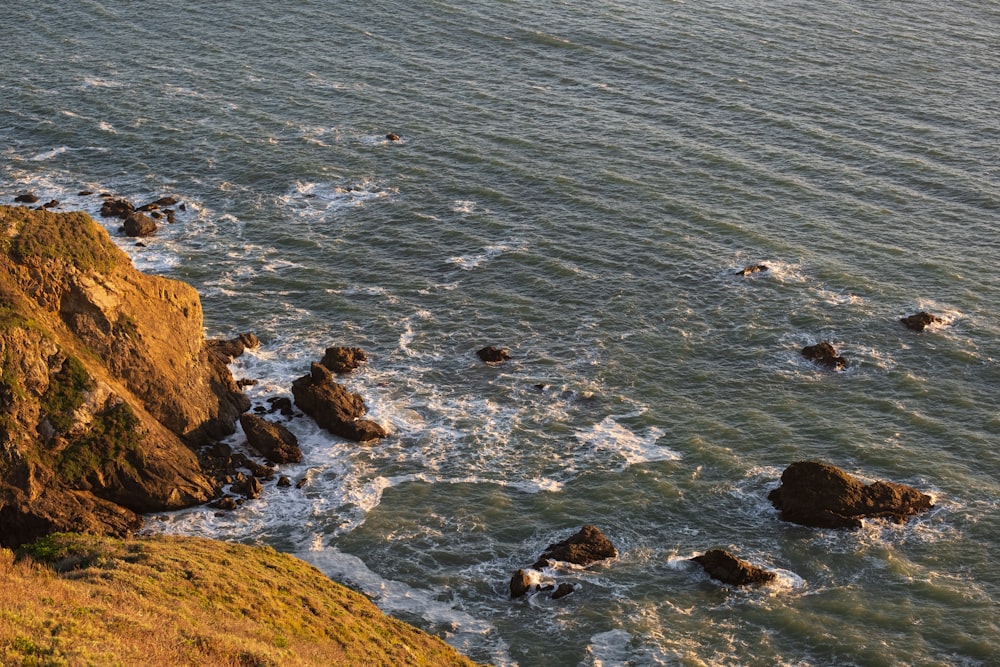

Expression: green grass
xmin=39 ymin=355 xmax=92 ymax=435
xmin=2 ymin=534 xmax=487 ymax=667
xmin=1 ymin=206 xmax=119 ymax=273
xmin=56 ymin=402 xmax=144 ymax=484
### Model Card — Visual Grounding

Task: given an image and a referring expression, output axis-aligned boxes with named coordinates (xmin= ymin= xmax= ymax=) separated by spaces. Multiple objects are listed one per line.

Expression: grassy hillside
xmin=0 ymin=533 xmax=486 ymax=667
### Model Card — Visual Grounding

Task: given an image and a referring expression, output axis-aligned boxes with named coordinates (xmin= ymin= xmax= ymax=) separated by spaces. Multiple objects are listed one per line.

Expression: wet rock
xmin=295 ymin=477 xmax=308 ymax=489
xmin=234 ymin=476 xmax=263 ymax=500
xmin=210 ymin=496 xmax=238 ymax=511
xmin=551 ymin=583 xmax=576 ymax=600
xmin=122 ymin=212 xmax=157 ymax=237
xmin=320 ymin=346 xmax=368 ymax=374
xmin=691 ymin=549 xmax=776 ymax=587
xmin=267 ymin=396 xmax=295 ymax=417
xmin=78 ymin=190 xmax=95 ymax=196
xmin=137 ymin=196 xmax=178 ymax=212
xmin=386 ymin=132 xmax=400 ymax=141
xmin=42 ymin=199 xmax=60 ymax=209
xmin=477 ymin=346 xmax=510 ymax=364
xmin=240 ymin=413 xmax=302 ymax=464
xmin=14 ymin=192 xmax=39 ymax=203
xmin=164 ymin=209 xmax=176 ymax=223
xmin=900 ymin=311 xmax=944 ymax=332
xmin=207 ymin=333 xmax=261 ymax=363
xmin=801 ymin=341 xmax=846 ymax=370
xmin=767 ymin=460 xmax=934 ymax=529
xmin=236 ymin=378 xmax=258 ymax=389
xmin=736 ymin=264 xmax=770 ymax=276
xmin=100 ymin=197 xmax=134 ymax=219
xmin=292 ymin=363 xmax=386 ymax=442
xmin=532 ymin=524 xmax=618 ymax=570
xmin=277 ymin=476 xmax=292 ymax=488
xmin=510 ymin=569 xmax=532 ymax=599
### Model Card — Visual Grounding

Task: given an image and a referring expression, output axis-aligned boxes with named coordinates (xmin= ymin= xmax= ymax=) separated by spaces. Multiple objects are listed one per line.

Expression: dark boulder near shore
xmin=240 ymin=413 xmax=302 ymax=464
xmin=801 ymin=341 xmax=846 ymax=370
xmin=691 ymin=549 xmax=776 ymax=587
xmin=768 ymin=460 xmax=933 ymax=529
xmin=122 ymin=211 xmax=157 ymax=237
xmin=736 ymin=263 xmax=770 ymax=276
xmin=320 ymin=346 xmax=368 ymax=374
xmin=292 ymin=362 xmax=386 ymax=442
xmin=510 ymin=525 xmax=618 ymax=599
xmin=900 ymin=311 xmax=944 ymax=332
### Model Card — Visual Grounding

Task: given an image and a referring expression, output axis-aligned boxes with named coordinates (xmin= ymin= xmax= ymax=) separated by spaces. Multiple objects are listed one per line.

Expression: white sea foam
xmin=31 ymin=146 xmax=69 ymax=161
xmin=575 ymin=416 xmax=677 ymax=468
xmin=448 ymin=240 xmax=525 ymax=270
xmin=581 ymin=629 xmax=633 ymax=667
xmin=280 ymin=180 xmax=393 ymax=220
xmin=452 ymin=199 xmax=477 ymax=214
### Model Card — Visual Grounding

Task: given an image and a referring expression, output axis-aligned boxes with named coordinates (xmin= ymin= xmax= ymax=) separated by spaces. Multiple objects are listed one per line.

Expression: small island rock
xmin=240 ymin=413 xmax=302 ymax=464
xmin=477 ymin=346 xmax=510 ymax=364
xmin=533 ymin=524 xmax=618 ymax=569
xmin=900 ymin=311 xmax=944 ymax=332
xmin=292 ymin=363 xmax=386 ymax=442
xmin=320 ymin=346 xmax=368 ymax=374
xmin=691 ymin=549 xmax=776 ymax=586
xmin=768 ymin=460 xmax=933 ymax=529
xmin=801 ymin=341 xmax=846 ymax=370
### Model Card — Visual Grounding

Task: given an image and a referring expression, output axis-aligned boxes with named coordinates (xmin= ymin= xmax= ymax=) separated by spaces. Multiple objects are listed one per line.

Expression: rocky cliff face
xmin=0 ymin=205 xmax=249 ymax=547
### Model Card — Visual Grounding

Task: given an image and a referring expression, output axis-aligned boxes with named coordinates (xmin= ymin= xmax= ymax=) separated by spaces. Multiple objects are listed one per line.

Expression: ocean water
xmin=3 ymin=1 xmax=999 ymax=664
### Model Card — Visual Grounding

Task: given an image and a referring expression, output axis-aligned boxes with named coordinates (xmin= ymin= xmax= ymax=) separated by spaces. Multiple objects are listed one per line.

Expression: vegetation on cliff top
xmin=1 ymin=533 xmax=486 ymax=667
xmin=2 ymin=206 xmax=120 ymax=273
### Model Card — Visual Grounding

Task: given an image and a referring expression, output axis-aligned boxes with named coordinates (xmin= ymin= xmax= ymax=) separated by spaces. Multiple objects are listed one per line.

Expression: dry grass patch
xmin=1 ymin=533 xmax=487 ymax=666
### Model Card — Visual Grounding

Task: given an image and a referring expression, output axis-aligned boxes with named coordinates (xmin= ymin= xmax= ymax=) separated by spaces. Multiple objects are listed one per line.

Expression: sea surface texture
xmin=2 ymin=1 xmax=998 ymax=664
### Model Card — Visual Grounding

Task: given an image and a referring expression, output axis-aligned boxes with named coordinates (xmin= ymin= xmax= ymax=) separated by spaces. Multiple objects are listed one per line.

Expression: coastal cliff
xmin=0 ymin=204 xmax=248 ymax=547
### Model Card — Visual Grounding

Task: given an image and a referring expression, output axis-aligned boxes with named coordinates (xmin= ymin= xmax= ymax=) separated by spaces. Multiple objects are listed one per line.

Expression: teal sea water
xmin=3 ymin=1 xmax=999 ymax=664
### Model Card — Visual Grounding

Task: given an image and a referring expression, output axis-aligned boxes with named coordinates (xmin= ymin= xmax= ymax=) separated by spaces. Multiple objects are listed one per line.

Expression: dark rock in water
xmin=234 ymin=476 xmax=263 ymax=500
xmin=552 ymin=583 xmax=576 ymax=600
xmin=137 ymin=196 xmax=178 ymax=212
xmin=292 ymin=362 xmax=386 ymax=442
xmin=691 ymin=549 xmax=776 ymax=587
xmin=900 ymin=311 xmax=944 ymax=332
xmin=42 ymin=199 xmax=60 ymax=209
xmin=277 ymin=476 xmax=292 ymax=488
xmin=210 ymin=496 xmax=238 ymax=511
xmin=533 ymin=525 xmax=618 ymax=569
xmin=386 ymin=132 xmax=400 ymax=141
xmin=164 ymin=209 xmax=176 ymax=223
xmin=122 ymin=212 xmax=157 ymax=237
xmin=267 ymin=396 xmax=295 ymax=417
xmin=477 ymin=346 xmax=510 ymax=364
xmin=768 ymin=460 xmax=933 ymax=529
xmin=100 ymin=197 xmax=134 ymax=219
xmin=240 ymin=413 xmax=302 ymax=464
xmin=510 ymin=569 xmax=532 ymax=599
xmin=320 ymin=346 xmax=368 ymax=374
xmin=295 ymin=477 xmax=308 ymax=489
xmin=207 ymin=332 xmax=261 ymax=363
xmin=78 ymin=190 xmax=95 ymax=196
xmin=236 ymin=378 xmax=257 ymax=389
xmin=14 ymin=192 xmax=39 ymax=203
xmin=801 ymin=341 xmax=846 ymax=370
xmin=736 ymin=264 xmax=770 ymax=276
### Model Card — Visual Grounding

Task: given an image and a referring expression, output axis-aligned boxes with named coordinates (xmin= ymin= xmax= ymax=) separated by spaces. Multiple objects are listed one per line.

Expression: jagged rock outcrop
xmin=510 ymin=525 xmax=618 ymax=599
xmin=291 ymin=363 xmax=386 ymax=442
xmin=0 ymin=205 xmax=249 ymax=547
xmin=239 ymin=413 xmax=302 ymax=464
xmin=477 ymin=345 xmax=510 ymax=364
xmin=801 ymin=341 xmax=846 ymax=370
xmin=900 ymin=311 xmax=944 ymax=332
xmin=691 ymin=549 xmax=776 ymax=586
xmin=319 ymin=345 xmax=368 ymax=374
xmin=736 ymin=263 xmax=769 ymax=276
xmin=768 ymin=460 xmax=933 ymax=529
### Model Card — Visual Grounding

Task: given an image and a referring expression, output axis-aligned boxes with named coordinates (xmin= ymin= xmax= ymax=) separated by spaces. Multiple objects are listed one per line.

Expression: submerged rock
xmin=767 ymin=460 xmax=933 ymax=529
xmin=532 ymin=524 xmax=618 ymax=570
xmin=477 ymin=346 xmax=510 ymax=364
xmin=801 ymin=341 xmax=846 ymax=370
xmin=320 ymin=346 xmax=368 ymax=374
xmin=292 ymin=363 xmax=386 ymax=442
xmin=207 ymin=332 xmax=261 ymax=363
xmin=736 ymin=263 xmax=770 ymax=276
xmin=900 ymin=311 xmax=944 ymax=332
xmin=15 ymin=192 xmax=40 ymax=203
xmin=100 ymin=197 xmax=134 ymax=219
xmin=691 ymin=549 xmax=776 ymax=586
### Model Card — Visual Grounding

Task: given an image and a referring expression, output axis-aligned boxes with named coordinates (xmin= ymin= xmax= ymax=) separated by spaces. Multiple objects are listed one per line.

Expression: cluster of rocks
xmin=509 ymin=461 xmax=933 ymax=599
xmin=204 ymin=343 xmax=387 ymax=512
xmin=737 ymin=263 xmax=947 ymax=372
xmin=11 ymin=190 xmax=185 ymax=238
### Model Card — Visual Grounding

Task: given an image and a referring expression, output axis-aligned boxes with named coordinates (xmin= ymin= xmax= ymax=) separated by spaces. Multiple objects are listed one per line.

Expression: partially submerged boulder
xmin=239 ymin=413 xmax=302 ymax=464
xmin=533 ymin=524 xmax=618 ymax=570
xmin=691 ymin=549 xmax=776 ymax=587
xmin=477 ymin=346 xmax=510 ymax=364
xmin=291 ymin=363 xmax=386 ymax=442
xmin=736 ymin=264 xmax=770 ymax=276
xmin=320 ymin=346 xmax=368 ymax=374
xmin=801 ymin=341 xmax=846 ymax=371
xmin=900 ymin=311 xmax=944 ymax=332
xmin=207 ymin=332 xmax=261 ymax=363
xmin=122 ymin=212 xmax=157 ymax=237
xmin=768 ymin=461 xmax=933 ymax=529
